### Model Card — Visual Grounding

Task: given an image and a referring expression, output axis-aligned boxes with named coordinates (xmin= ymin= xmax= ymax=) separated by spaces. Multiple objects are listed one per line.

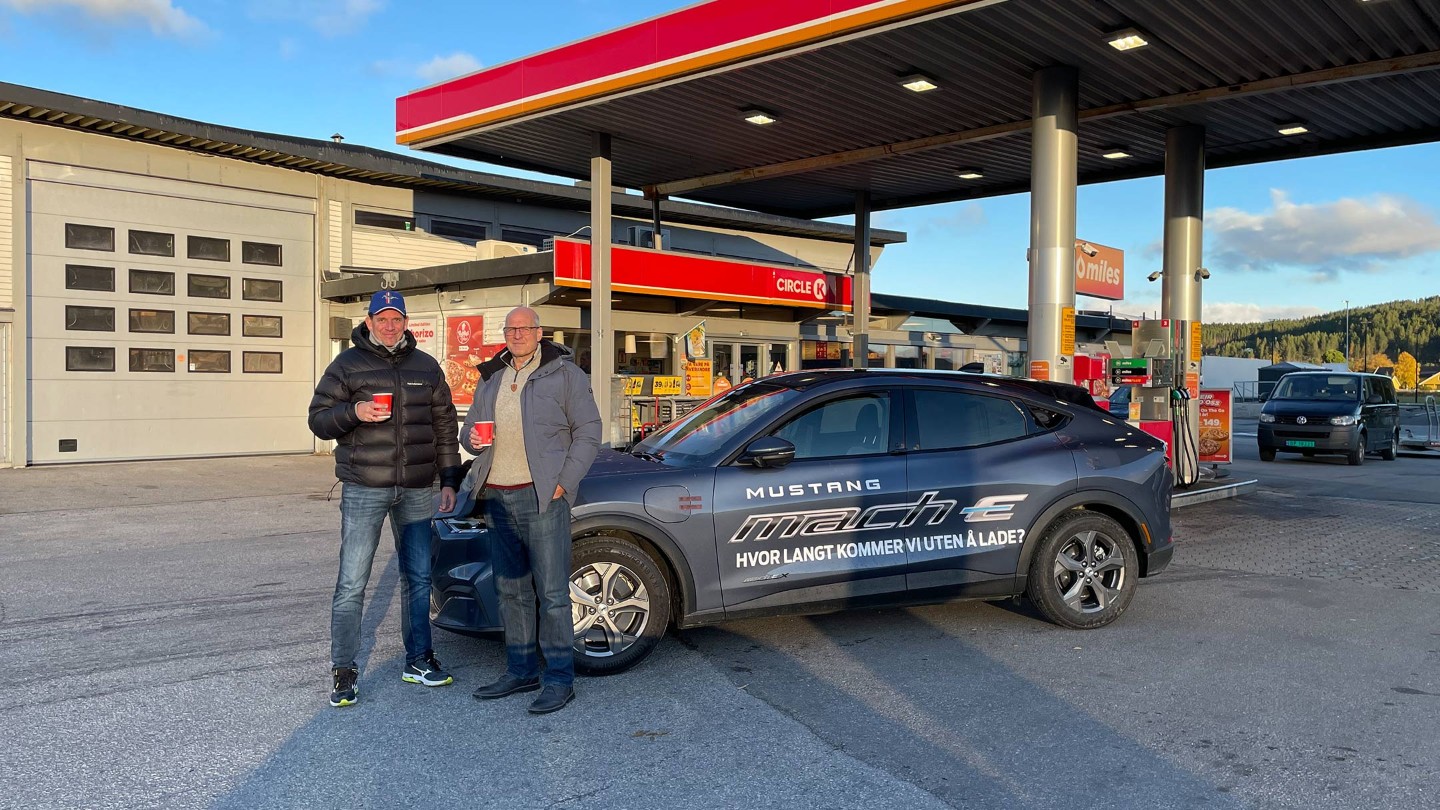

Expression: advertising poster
xmin=684 ymin=322 xmax=708 ymax=360
xmin=1198 ymin=388 xmax=1233 ymax=464
xmin=443 ymin=315 xmax=501 ymax=407
xmin=685 ymin=360 xmax=713 ymax=398
xmin=408 ymin=317 xmax=440 ymax=357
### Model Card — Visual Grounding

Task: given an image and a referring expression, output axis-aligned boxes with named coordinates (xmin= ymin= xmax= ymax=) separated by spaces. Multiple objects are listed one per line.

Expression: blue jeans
xmin=484 ymin=485 xmax=574 ymax=688
xmin=331 ymin=483 xmax=437 ymax=670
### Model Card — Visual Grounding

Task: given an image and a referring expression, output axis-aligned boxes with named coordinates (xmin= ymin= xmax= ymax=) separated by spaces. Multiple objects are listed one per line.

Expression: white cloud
xmin=249 ymin=0 xmax=382 ymax=35
xmin=1208 ymin=189 xmax=1440 ymax=281
xmin=417 ymin=52 xmax=482 ymax=83
xmin=1 ymin=0 xmax=206 ymax=38
xmin=914 ymin=202 xmax=987 ymax=236
xmin=1202 ymin=301 xmax=1325 ymax=324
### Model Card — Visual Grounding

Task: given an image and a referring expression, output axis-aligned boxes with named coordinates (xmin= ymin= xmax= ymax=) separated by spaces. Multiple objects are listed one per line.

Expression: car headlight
xmin=1259 ymin=413 xmax=1276 ymax=423
xmin=1329 ymin=415 xmax=1358 ymax=426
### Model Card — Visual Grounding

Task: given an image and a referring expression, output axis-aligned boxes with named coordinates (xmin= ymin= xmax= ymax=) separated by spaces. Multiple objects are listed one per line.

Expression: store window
xmin=242 ymin=315 xmax=283 ymax=338
xmin=354 ymin=210 xmax=415 ymax=231
xmin=241 ymin=242 xmax=283 ymax=266
xmin=243 ymin=351 xmax=283 ymax=373
xmin=892 ymin=345 xmax=922 ymax=369
xmin=242 ymin=278 xmax=283 ymax=302
xmin=430 ymin=219 xmax=488 ymax=242
xmin=129 ymin=309 xmax=175 ymax=334
xmin=188 ymin=350 xmax=231 ymax=373
xmin=188 ymin=274 xmax=231 ymax=299
xmin=66 ymin=346 xmax=115 ymax=372
xmin=925 ymin=347 xmax=958 ymax=370
xmin=188 ymin=312 xmax=231 ymax=336
xmin=65 ymin=265 xmax=115 ymax=292
xmin=65 ymin=305 xmax=115 ymax=332
xmin=65 ymin=224 xmax=115 ymax=252
xmin=130 ymin=269 xmax=175 ymax=296
xmin=129 ymin=348 xmax=176 ymax=372
xmin=128 ymin=230 xmax=175 ymax=257
xmin=187 ymin=236 xmax=231 ymax=262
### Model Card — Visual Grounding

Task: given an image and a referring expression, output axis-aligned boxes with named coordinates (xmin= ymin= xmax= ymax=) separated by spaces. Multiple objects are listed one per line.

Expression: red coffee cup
xmin=372 ymin=392 xmax=393 ymax=420
xmin=472 ymin=420 xmax=495 ymax=446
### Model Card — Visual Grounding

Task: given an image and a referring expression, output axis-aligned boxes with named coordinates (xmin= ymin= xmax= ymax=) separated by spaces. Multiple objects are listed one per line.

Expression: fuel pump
xmin=1110 ymin=319 xmax=1198 ymax=485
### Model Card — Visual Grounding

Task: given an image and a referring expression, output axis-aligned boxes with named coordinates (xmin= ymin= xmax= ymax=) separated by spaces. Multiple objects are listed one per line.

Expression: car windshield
xmin=1272 ymin=375 xmax=1361 ymax=401
xmin=632 ymin=382 xmax=803 ymax=465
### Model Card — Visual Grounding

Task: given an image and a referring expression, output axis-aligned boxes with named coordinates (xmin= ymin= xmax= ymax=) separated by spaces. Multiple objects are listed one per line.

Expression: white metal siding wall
xmin=27 ymin=163 xmax=315 ymax=463
xmin=0 ymin=323 xmax=8 ymax=465
xmin=0 ymin=155 xmax=12 ymax=309
xmin=351 ymin=228 xmax=476 ymax=270
xmin=327 ymin=200 xmax=343 ymax=273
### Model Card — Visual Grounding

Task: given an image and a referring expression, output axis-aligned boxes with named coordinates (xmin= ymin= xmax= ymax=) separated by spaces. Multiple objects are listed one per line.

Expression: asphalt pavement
xmin=0 ymin=450 xmax=1436 ymax=810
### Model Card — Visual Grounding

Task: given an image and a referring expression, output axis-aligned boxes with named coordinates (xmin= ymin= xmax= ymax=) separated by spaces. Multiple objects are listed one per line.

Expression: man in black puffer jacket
xmin=308 ymin=290 xmax=463 ymax=708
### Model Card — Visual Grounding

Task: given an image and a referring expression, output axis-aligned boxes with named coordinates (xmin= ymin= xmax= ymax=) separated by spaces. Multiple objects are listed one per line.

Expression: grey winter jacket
xmin=460 ymin=340 xmax=602 ymax=511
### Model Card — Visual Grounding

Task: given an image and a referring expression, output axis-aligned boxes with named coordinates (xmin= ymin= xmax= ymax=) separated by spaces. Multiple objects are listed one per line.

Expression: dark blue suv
xmin=432 ymin=370 xmax=1174 ymax=675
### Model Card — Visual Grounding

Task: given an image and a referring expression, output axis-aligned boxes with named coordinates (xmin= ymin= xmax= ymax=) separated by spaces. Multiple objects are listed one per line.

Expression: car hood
xmin=585 ymin=448 xmax=679 ymax=478
xmin=1262 ymin=399 xmax=1359 ymax=417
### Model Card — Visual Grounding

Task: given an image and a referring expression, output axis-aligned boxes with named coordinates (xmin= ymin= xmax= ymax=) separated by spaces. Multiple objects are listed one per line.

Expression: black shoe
xmin=528 ymin=685 xmax=575 ymax=714
xmin=402 ymin=653 xmax=454 ymax=687
xmin=330 ymin=667 xmax=359 ymax=707
xmin=472 ymin=674 xmax=541 ymax=700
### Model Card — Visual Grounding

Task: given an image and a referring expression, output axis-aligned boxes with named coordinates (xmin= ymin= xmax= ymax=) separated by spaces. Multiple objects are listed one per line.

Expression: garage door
xmin=27 ymin=162 xmax=315 ymax=463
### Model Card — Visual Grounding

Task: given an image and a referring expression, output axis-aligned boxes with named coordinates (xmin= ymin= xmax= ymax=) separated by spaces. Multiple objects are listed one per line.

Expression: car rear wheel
xmin=1025 ymin=511 xmax=1138 ymax=630
xmin=1259 ymin=447 xmax=1276 ymax=462
xmin=570 ymin=536 xmax=671 ymax=676
xmin=1347 ymin=432 xmax=1366 ymax=466
xmin=1381 ymin=429 xmax=1398 ymax=461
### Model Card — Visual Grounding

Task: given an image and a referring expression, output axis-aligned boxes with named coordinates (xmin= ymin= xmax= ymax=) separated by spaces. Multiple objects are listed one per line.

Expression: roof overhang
xmin=399 ymin=0 xmax=1440 ymax=218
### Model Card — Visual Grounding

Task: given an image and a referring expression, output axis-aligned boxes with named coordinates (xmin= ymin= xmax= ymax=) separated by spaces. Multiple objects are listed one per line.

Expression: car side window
xmin=772 ymin=394 xmax=889 ymax=460
xmin=913 ymin=389 xmax=1029 ymax=450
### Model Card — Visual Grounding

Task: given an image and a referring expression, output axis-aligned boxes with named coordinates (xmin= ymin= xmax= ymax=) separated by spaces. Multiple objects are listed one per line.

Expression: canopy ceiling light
xmin=898 ymin=73 xmax=939 ymax=93
xmin=955 ymin=167 xmax=984 ymax=179
xmin=740 ymin=108 xmax=778 ymax=125
xmin=1100 ymin=146 xmax=1132 ymax=159
xmin=1277 ymin=121 xmax=1309 ymax=135
xmin=1105 ymin=27 xmax=1150 ymax=51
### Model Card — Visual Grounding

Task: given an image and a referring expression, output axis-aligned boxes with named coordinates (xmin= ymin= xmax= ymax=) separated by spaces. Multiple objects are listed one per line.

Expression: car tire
xmin=1025 ymin=511 xmax=1138 ymax=630
xmin=1347 ymin=433 xmax=1366 ymax=466
xmin=1259 ymin=447 xmax=1276 ymax=462
xmin=570 ymin=536 xmax=672 ymax=676
xmin=1381 ymin=429 xmax=1398 ymax=461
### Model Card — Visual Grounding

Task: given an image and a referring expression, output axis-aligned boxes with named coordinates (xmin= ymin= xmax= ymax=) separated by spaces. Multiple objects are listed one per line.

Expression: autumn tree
xmin=1396 ymin=352 xmax=1418 ymax=390
xmin=1362 ymin=352 xmax=1394 ymax=373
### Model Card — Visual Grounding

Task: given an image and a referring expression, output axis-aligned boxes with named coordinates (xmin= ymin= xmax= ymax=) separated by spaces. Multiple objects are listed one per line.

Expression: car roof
xmin=762 ymin=369 xmax=1104 ymax=411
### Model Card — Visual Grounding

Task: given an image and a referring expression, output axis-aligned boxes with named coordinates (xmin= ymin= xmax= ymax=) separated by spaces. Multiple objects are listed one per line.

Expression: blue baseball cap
xmin=368 ymin=290 xmax=407 ymax=317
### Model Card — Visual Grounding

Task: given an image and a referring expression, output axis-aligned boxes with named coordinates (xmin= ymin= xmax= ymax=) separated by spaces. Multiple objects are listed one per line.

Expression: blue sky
xmin=3 ymin=0 xmax=1437 ymax=323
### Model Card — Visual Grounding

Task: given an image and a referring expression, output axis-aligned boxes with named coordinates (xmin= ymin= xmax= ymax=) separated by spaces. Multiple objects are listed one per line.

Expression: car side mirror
xmin=1258 ymin=394 xmax=1268 ymax=403
xmin=1366 ymin=393 xmax=1383 ymax=405
xmin=739 ymin=436 xmax=796 ymax=468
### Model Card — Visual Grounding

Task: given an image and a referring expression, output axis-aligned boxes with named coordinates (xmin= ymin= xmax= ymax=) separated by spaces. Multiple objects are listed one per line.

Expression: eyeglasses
xmin=501 ymin=326 xmax=541 ymax=336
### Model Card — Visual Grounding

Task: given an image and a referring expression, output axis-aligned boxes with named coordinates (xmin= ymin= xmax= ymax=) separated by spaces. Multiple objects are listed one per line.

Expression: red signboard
xmin=1198 ymin=389 xmax=1233 ymax=464
xmin=442 ymin=316 xmax=504 ymax=407
xmin=552 ymin=238 xmax=852 ymax=310
xmin=1074 ymin=239 xmax=1125 ymax=301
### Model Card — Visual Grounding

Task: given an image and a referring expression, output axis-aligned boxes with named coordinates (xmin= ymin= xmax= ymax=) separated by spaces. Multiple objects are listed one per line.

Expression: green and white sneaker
xmin=330 ymin=667 xmax=359 ymax=707
xmin=402 ymin=653 xmax=454 ymax=687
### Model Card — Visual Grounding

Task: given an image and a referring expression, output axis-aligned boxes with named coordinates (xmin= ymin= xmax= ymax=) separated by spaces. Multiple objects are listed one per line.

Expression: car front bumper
xmin=1258 ymin=423 xmax=1359 ymax=453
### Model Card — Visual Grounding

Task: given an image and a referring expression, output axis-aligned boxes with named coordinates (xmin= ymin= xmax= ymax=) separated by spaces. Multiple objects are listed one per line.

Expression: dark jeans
xmin=331 ymin=483 xmax=437 ymax=670
xmin=484 ymin=485 xmax=574 ymax=688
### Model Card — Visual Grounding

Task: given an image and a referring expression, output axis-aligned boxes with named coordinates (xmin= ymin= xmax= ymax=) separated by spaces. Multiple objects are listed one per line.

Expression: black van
xmin=1257 ymin=371 xmax=1401 ymax=465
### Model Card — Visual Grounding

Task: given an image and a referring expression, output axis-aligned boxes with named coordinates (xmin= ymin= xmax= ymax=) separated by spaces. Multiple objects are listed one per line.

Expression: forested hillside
xmin=1202 ymin=296 xmax=1440 ymax=369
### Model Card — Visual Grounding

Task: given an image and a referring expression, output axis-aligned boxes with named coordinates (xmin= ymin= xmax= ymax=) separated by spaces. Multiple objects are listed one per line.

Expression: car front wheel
xmin=1259 ymin=447 xmax=1276 ymax=462
xmin=1025 ymin=511 xmax=1138 ymax=630
xmin=570 ymin=536 xmax=671 ymax=676
xmin=1347 ymin=432 xmax=1366 ymax=466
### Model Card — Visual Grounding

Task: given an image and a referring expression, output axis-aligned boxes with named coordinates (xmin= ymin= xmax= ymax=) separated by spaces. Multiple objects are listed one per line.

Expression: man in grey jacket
xmin=462 ymin=306 xmax=602 ymax=714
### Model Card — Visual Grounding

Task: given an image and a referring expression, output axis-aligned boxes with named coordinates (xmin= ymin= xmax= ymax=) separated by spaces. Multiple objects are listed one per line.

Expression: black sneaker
xmin=330 ymin=667 xmax=359 ymax=707
xmin=402 ymin=653 xmax=454 ymax=687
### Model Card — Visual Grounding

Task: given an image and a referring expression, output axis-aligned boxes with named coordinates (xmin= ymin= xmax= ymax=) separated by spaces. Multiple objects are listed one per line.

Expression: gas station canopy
xmin=397 ymin=0 xmax=1440 ymax=219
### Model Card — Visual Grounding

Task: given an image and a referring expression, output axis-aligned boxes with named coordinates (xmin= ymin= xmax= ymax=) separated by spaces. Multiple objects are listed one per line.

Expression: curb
xmin=1172 ymin=478 xmax=1258 ymax=509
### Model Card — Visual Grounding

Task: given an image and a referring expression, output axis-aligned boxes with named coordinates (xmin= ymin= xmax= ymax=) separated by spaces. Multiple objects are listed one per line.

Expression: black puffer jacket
xmin=308 ymin=323 xmax=462 ymax=489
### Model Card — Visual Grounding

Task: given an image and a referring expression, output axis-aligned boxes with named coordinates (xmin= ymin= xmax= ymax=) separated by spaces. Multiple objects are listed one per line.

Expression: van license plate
xmin=1286 ymin=440 xmax=1316 ymax=448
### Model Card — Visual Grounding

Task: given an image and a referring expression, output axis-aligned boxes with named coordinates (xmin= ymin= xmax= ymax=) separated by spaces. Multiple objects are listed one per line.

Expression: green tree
xmin=1322 ymin=348 xmax=1345 ymax=363
xmin=1396 ymin=352 xmax=1418 ymax=390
